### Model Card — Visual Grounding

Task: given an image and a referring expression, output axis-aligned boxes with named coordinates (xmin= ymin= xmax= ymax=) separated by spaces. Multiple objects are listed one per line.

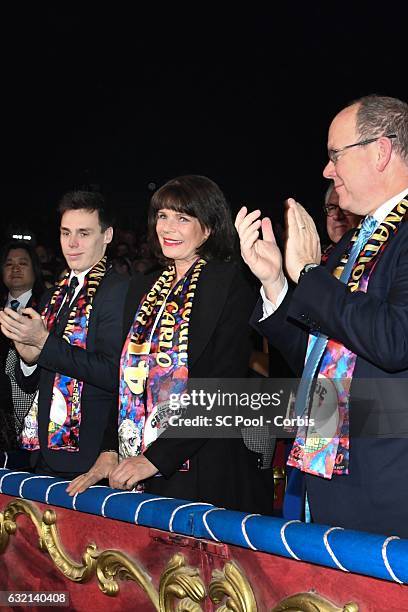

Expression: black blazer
xmin=1 ymin=293 xmax=38 ymax=452
xmin=17 ymin=269 xmax=128 ymax=475
xmin=0 ymin=293 xmax=36 ymax=369
xmin=107 ymin=260 xmax=274 ymax=514
xmin=0 ymin=368 xmax=15 ymax=452
xmin=252 ymin=217 xmax=408 ymax=537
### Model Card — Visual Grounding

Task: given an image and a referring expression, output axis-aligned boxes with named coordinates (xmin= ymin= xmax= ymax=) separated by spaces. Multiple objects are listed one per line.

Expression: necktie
xmin=10 ymin=299 xmax=21 ymax=312
xmin=55 ymin=276 xmax=79 ymax=335
xmin=294 ymin=215 xmax=377 ymax=417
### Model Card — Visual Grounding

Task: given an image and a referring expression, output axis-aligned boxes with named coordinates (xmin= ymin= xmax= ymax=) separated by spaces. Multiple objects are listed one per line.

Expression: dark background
xmin=3 ymin=4 xmax=407 ymax=247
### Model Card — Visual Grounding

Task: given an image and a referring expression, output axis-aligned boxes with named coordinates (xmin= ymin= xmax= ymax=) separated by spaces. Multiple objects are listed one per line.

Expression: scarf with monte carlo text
xmin=20 ymin=257 xmax=108 ymax=452
xmin=118 ymin=259 xmax=207 ymax=469
xmin=288 ymin=195 xmax=408 ymax=479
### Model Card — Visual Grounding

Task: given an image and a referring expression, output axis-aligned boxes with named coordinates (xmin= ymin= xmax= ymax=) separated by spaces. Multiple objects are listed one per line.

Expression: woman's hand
xmin=66 ymin=451 xmax=118 ymax=496
xmin=109 ymin=455 xmax=158 ymax=490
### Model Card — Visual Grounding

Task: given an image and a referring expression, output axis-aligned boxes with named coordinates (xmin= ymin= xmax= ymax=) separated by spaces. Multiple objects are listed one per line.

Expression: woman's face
xmin=156 ymin=209 xmax=210 ymax=268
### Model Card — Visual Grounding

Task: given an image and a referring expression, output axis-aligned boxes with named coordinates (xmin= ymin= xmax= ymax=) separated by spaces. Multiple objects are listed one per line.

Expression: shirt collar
xmin=7 ymin=289 xmax=33 ymax=309
xmin=68 ymin=267 xmax=92 ymax=287
xmin=372 ymin=187 xmax=408 ymax=225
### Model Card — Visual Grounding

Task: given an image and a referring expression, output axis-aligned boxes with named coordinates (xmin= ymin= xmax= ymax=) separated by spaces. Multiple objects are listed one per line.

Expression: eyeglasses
xmin=328 ymin=134 xmax=397 ymax=164
xmin=323 ymin=204 xmax=356 ymax=217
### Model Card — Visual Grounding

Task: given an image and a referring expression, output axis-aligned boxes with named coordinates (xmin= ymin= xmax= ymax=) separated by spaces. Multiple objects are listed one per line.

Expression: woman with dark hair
xmin=0 ymin=242 xmax=45 ymax=460
xmin=68 ymin=175 xmax=274 ymax=514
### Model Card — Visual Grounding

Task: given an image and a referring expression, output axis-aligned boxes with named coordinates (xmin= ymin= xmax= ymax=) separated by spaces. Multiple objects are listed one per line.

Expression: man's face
xmin=326 ymin=188 xmax=362 ymax=244
xmin=323 ymin=105 xmax=379 ymax=215
xmin=2 ymin=248 xmax=35 ymax=295
xmin=60 ymin=209 xmax=113 ymax=274
xmin=35 ymin=245 xmax=48 ymax=263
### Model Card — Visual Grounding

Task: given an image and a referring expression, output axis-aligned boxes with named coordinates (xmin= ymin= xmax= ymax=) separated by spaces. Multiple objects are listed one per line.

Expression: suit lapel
xmin=185 ymin=262 xmax=231 ymax=368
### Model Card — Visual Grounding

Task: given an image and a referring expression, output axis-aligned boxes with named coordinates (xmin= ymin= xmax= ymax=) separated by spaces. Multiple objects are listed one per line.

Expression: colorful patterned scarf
xmin=21 ymin=257 xmax=108 ymax=452
xmin=288 ymin=196 xmax=408 ymax=479
xmin=118 ymin=259 xmax=207 ymax=464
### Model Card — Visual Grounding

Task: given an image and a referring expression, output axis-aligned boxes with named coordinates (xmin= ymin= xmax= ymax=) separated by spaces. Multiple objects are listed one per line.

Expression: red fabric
xmin=225 ymin=545 xmax=408 ymax=611
xmin=1 ymin=494 xmax=406 ymax=611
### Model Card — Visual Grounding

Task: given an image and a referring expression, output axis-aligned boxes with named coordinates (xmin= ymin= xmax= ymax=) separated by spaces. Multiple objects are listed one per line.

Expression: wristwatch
xmin=298 ymin=263 xmax=319 ymax=283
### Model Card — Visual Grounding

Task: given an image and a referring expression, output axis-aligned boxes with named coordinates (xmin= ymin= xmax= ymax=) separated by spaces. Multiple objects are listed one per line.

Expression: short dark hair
xmin=147 ymin=175 xmax=237 ymax=264
xmin=58 ymin=190 xmax=113 ymax=231
xmin=350 ymin=95 xmax=408 ymax=163
xmin=0 ymin=241 xmax=45 ymax=302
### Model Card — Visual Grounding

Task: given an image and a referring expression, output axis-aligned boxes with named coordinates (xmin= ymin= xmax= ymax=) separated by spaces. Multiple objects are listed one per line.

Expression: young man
xmin=0 ymin=191 xmax=128 ymax=478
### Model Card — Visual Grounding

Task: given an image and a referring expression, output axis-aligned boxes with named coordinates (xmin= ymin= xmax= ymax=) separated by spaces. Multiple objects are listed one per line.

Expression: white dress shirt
xmin=6 ymin=289 xmax=33 ymax=310
xmin=21 ymin=267 xmax=91 ymax=375
xmin=260 ymin=186 xmax=408 ymax=319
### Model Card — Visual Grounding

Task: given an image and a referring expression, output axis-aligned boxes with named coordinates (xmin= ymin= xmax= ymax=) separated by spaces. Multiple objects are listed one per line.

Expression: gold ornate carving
xmin=209 ymin=560 xmax=258 ymax=611
xmin=3 ymin=498 xmax=44 ymax=549
xmin=40 ymin=508 xmax=98 ymax=582
xmin=96 ymin=551 xmax=206 ymax=611
xmin=272 ymin=592 xmax=359 ymax=612
xmin=273 ymin=466 xmax=286 ymax=500
xmin=96 ymin=549 xmax=159 ymax=608
xmin=159 ymin=553 xmax=206 ymax=611
xmin=2 ymin=499 xmax=98 ymax=582
xmin=273 ymin=466 xmax=286 ymax=485
xmin=0 ymin=498 xmax=361 ymax=611
xmin=0 ymin=510 xmax=16 ymax=553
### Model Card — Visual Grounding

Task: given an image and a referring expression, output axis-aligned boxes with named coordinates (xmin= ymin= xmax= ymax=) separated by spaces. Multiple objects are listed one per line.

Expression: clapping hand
xmin=235 ymin=206 xmax=286 ymax=303
xmin=285 ymin=198 xmax=321 ymax=283
xmin=0 ymin=307 xmax=48 ymax=364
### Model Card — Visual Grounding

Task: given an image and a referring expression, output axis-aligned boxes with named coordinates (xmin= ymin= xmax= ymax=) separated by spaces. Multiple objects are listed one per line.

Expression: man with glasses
xmin=321 ymin=182 xmax=362 ymax=262
xmin=236 ymin=95 xmax=408 ymax=538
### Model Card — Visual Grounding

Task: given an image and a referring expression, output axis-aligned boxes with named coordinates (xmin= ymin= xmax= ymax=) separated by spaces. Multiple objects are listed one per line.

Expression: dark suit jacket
xmin=1 ymin=293 xmax=38 ymax=452
xmin=1 ymin=294 xmax=38 ymax=368
xmin=18 ymin=269 xmax=128 ymax=475
xmin=0 ymin=294 xmax=35 ymax=372
xmin=105 ymin=260 xmax=274 ymax=514
xmin=252 ymin=218 xmax=408 ymax=537
xmin=0 ymin=368 xmax=15 ymax=452
xmin=0 ymin=320 xmax=16 ymax=456
xmin=1 ymin=294 xmax=39 ymax=438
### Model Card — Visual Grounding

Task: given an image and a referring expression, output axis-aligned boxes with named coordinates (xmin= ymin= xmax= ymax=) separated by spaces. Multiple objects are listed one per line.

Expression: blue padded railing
xmin=1 ymin=468 xmax=407 ymax=585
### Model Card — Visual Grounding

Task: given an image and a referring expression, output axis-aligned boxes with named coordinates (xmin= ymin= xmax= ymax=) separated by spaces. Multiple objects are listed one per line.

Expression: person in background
xmin=112 ymin=256 xmax=132 ymax=278
xmin=321 ymin=181 xmax=362 ymax=263
xmin=35 ymin=244 xmax=57 ymax=288
xmin=0 ymin=242 xmax=44 ymax=465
